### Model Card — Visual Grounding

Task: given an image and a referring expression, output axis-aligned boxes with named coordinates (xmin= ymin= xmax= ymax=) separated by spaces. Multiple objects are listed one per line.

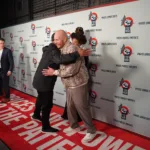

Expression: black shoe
xmin=61 ymin=115 xmax=68 ymax=120
xmin=31 ymin=115 xmax=42 ymax=122
xmin=42 ymin=127 xmax=59 ymax=133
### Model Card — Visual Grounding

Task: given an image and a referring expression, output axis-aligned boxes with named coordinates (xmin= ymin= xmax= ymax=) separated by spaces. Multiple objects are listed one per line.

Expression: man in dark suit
xmin=0 ymin=38 xmax=14 ymax=103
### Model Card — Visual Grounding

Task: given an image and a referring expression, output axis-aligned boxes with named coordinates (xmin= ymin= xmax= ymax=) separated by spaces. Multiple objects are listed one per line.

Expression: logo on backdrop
xmin=89 ymin=90 xmax=97 ymax=103
xmin=89 ymin=37 xmax=98 ymax=51
xmin=45 ymin=27 xmax=51 ymax=38
xmin=13 ymin=76 xmax=16 ymax=84
xmin=89 ymin=11 xmax=98 ymax=27
xmin=33 ymin=58 xmax=37 ymax=68
xmin=66 ymin=32 xmax=71 ymax=39
xmin=23 ymin=84 xmax=27 ymax=92
xmin=121 ymin=15 xmax=133 ymax=33
xmin=120 ymin=78 xmax=131 ymax=95
xmin=20 ymin=37 xmax=23 ymax=45
xmin=11 ymin=46 xmax=14 ymax=53
xmin=31 ymin=24 xmax=36 ymax=34
xmin=2 ymin=30 xmax=5 ymax=37
xmin=10 ymin=33 xmax=13 ymax=41
xmin=20 ymin=53 xmax=24 ymax=62
xmin=32 ymin=41 xmax=36 ymax=51
xmin=118 ymin=104 xmax=129 ymax=120
xmin=21 ymin=69 xmax=25 ymax=78
xmin=89 ymin=64 xmax=98 ymax=76
xmin=121 ymin=44 xmax=132 ymax=62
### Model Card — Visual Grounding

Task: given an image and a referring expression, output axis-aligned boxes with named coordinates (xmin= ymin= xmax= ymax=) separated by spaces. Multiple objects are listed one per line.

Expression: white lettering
xmin=49 ymin=139 xmax=75 ymax=150
xmin=37 ymin=136 xmax=63 ymax=150
xmin=98 ymin=136 xmax=123 ymax=150
xmin=12 ymin=121 xmax=38 ymax=131
xmin=3 ymin=115 xmax=27 ymax=125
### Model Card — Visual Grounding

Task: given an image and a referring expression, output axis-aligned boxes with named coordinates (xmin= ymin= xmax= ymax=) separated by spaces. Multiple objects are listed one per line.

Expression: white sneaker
xmin=63 ymin=126 xmax=81 ymax=134
xmin=82 ymin=132 xmax=97 ymax=142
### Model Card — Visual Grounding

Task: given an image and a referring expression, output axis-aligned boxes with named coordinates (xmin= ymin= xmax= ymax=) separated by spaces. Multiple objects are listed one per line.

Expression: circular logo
xmin=123 ymin=46 xmax=132 ymax=56
xmin=46 ymin=27 xmax=51 ymax=34
xmin=124 ymin=17 xmax=133 ymax=27
xmin=20 ymin=53 xmax=24 ymax=58
xmin=10 ymin=33 xmax=13 ymax=38
xmin=11 ymin=47 xmax=14 ymax=52
xmin=90 ymin=90 xmax=97 ymax=99
xmin=120 ymin=106 xmax=129 ymax=115
xmin=90 ymin=13 xmax=98 ymax=21
xmin=31 ymin=24 xmax=35 ymax=30
xmin=33 ymin=58 xmax=37 ymax=64
xmin=90 ymin=64 xmax=97 ymax=72
xmin=20 ymin=37 xmax=23 ymax=42
xmin=66 ymin=32 xmax=71 ymax=39
xmin=23 ymin=84 xmax=26 ymax=89
xmin=21 ymin=69 xmax=25 ymax=75
xmin=121 ymin=80 xmax=130 ymax=89
xmin=90 ymin=38 xmax=98 ymax=46
xmin=32 ymin=41 xmax=36 ymax=47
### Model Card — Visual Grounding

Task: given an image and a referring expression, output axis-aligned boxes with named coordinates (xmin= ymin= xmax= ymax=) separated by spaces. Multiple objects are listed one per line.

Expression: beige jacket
xmin=56 ymin=41 xmax=89 ymax=88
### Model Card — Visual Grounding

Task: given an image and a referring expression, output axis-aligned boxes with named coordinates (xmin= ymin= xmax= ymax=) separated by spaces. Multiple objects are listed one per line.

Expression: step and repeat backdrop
xmin=1 ymin=0 xmax=150 ymax=137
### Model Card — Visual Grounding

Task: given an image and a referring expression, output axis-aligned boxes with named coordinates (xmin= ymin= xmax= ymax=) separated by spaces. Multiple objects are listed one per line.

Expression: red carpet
xmin=0 ymin=89 xmax=149 ymax=150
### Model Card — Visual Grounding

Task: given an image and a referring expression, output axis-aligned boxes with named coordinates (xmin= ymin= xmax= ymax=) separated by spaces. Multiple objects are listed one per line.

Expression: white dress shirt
xmin=0 ymin=49 xmax=3 ymax=68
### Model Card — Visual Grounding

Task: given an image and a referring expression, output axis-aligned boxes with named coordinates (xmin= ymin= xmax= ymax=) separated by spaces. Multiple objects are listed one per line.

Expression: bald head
xmin=54 ymin=30 xmax=68 ymax=49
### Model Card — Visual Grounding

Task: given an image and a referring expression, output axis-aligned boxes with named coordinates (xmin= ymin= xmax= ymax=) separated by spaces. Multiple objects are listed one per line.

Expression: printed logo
xmin=118 ymin=104 xmax=129 ymax=120
xmin=23 ymin=84 xmax=27 ymax=92
xmin=66 ymin=32 xmax=71 ymax=39
xmin=89 ymin=64 xmax=98 ymax=76
xmin=20 ymin=37 xmax=23 ymax=45
xmin=20 ymin=53 xmax=24 ymax=62
xmin=121 ymin=44 xmax=132 ymax=62
xmin=120 ymin=78 xmax=131 ymax=95
xmin=45 ymin=27 xmax=51 ymax=38
xmin=13 ymin=76 xmax=16 ymax=84
xmin=31 ymin=24 xmax=36 ymax=34
xmin=21 ymin=69 xmax=25 ymax=78
xmin=89 ymin=90 xmax=97 ymax=103
xmin=33 ymin=58 xmax=37 ymax=68
xmin=89 ymin=11 xmax=98 ymax=27
xmin=10 ymin=33 xmax=13 ymax=41
xmin=121 ymin=15 xmax=134 ymax=33
xmin=11 ymin=46 xmax=14 ymax=53
xmin=89 ymin=37 xmax=98 ymax=51
xmin=32 ymin=41 xmax=36 ymax=51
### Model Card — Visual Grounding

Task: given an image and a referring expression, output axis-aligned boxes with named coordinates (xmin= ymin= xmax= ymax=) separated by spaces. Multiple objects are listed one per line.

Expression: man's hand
xmin=7 ymin=71 xmax=11 ymax=76
xmin=42 ymin=67 xmax=55 ymax=76
xmin=78 ymin=48 xmax=91 ymax=57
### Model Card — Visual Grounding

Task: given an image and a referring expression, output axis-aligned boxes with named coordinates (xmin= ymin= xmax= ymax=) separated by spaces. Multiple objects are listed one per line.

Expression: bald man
xmin=42 ymin=30 xmax=96 ymax=142
xmin=32 ymin=33 xmax=91 ymax=133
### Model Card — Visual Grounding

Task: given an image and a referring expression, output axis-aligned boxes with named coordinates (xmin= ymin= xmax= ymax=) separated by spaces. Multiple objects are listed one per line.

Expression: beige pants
xmin=66 ymin=84 xmax=96 ymax=133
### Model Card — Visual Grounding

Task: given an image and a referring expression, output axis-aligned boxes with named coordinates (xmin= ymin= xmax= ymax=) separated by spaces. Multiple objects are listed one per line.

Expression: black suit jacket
xmin=1 ymin=47 xmax=14 ymax=74
xmin=33 ymin=43 xmax=80 ymax=92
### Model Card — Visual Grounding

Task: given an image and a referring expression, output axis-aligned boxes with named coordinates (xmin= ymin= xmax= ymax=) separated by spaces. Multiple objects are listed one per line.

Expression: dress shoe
xmin=1 ymin=98 xmax=10 ymax=103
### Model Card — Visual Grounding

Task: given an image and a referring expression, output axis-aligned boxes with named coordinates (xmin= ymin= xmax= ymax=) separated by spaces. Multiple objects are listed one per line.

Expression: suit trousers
xmin=0 ymin=69 xmax=10 ymax=98
xmin=34 ymin=90 xmax=53 ymax=129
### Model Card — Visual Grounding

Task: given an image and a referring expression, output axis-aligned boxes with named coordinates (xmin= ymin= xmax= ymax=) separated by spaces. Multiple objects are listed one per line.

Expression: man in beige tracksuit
xmin=42 ymin=30 xmax=96 ymax=142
